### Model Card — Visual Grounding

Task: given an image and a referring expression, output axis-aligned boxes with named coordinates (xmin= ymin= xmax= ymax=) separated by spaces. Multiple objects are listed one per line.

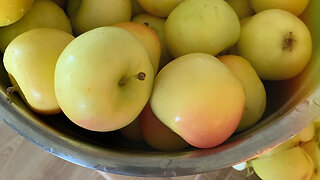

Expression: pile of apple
xmin=0 ymin=0 xmax=313 ymax=159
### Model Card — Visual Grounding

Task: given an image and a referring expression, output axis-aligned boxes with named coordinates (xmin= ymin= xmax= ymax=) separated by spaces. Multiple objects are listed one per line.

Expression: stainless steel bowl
xmin=1 ymin=0 xmax=320 ymax=177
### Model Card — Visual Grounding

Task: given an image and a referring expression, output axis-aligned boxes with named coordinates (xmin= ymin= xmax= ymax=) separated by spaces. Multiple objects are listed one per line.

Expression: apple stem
xmin=6 ymin=85 xmax=18 ymax=94
xmin=119 ymin=72 xmax=146 ymax=86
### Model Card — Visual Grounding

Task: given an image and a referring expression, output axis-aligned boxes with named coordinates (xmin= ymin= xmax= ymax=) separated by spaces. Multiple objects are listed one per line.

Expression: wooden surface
xmin=0 ymin=120 xmax=260 ymax=180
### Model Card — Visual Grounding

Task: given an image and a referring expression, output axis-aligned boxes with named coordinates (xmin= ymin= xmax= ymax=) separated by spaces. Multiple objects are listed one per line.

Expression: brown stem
xmin=6 ymin=86 xmax=18 ymax=94
xmin=119 ymin=72 xmax=146 ymax=86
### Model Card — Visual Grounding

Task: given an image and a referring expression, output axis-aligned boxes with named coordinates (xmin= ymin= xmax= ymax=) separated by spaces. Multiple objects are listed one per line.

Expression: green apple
xmin=252 ymin=146 xmax=313 ymax=180
xmin=165 ymin=0 xmax=240 ymax=58
xmin=0 ymin=0 xmax=34 ymax=27
xmin=4 ymin=28 xmax=74 ymax=115
xmin=67 ymin=0 xmax=131 ymax=35
xmin=136 ymin=0 xmax=183 ymax=17
xmin=120 ymin=118 xmax=143 ymax=141
xmin=218 ymin=55 xmax=266 ymax=132
xmin=114 ymin=22 xmax=161 ymax=74
xmin=131 ymin=0 xmax=145 ymax=16
xmin=250 ymin=0 xmax=310 ymax=16
xmin=225 ymin=0 xmax=254 ymax=19
xmin=150 ymin=53 xmax=245 ymax=148
xmin=140 ymin=102 xmax=189 ymax=151
xmin=132 ymin=13 xmax=172 ymax=70
xmin=0 ymin=0 xmax=72 ymax=53
xmin=55 ymin=27 xmax=154 ymax=132
xmin=237 ymin=9 xmax=312 ymax=80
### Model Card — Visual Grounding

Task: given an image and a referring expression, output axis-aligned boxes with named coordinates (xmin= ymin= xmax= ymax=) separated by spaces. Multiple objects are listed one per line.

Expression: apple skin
xmin=67 ymin=0 xmax=131 ymax=35
xmin=165 ymin=0 xmax=240 ymax=58
xmin=0 ymin=0 xmax=34 ymax=27
xmin=114 ymin=22 xmax=161 ymax=74
xmin=4 ymin=28 xmax=74 ymax=115
xmin=136 ymin=0 xmax=183 ymax=17
xmin=237 ymin=9 xmax=312 ymax=80
xmin=51 ymin=0 xmax=67 ymax=8
xmin=252 ymin=146 xmax=313 ymax=180
xmin=55 ymin=27 xmax=154 ymax=132
xmin=250 ymin=0 xmax=309 ymax=16
xmin=140 ymin=102 xmax=189 ymax=151
xmin=218 ymin=55 xmax=266 ymax=132
xmin=0 ymin=0 xmax=72 ymax=53
xmin=131 ymin=0 xmax=145 ymax=16
xmin=225 ymin=0 xmax=254 ymax=19
xmin=302 ymin=140 xmax=320 ymax=180
xmin=132 ymin=13 xmax=172 ymax=71
xmin=120 ymin=118 xmax=144 ymax=141
xmin=150 ymin=53 xmax=245 ymax=148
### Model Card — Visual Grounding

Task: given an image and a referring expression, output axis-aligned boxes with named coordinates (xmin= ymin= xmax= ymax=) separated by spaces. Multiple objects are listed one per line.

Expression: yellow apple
xmin=131 ymin=0 xmax=145 ymax=16
xmin=51 ymin=0 xmax=67 ymax=8
xmin=165 ymin=0 xmax=240 ymax=58
xmin=67 ymin=0 xmax=131 ymax=35
xmin=55 ymin=27 xmax=154 ymax=132
xmin=0 ymin=0 xmax=72 ymax=53
xmin=140 ymin=102 xmax=189 ymax=151
xmin=3 ymin=28 xmax=74 ymax=115
xmin=225 ymin=0 xmax=254 ymax=19
xmin=219 ymin=55 xmax=266 ymax=132
xmin=302 ymin=140 xmax=320 ymax=180
xmin=252 ymin=147 xmax=313 ymax=180
xmin=259 ymin=123 xmax=315 ymax=157
xmin=114 ymin=22 xmax=161 ymax=74
xmin=132 ymin=13 xmax=172 ymax=70
xmin=0 ymin=0 xmax=34 ymax=27
xmin=150 ymin=53 xmax=245 ymax=148
xmin=136 ymin=0 xmax=183 ymax=17
xmin=250 ymin=0 xmax=309 ymax=16
xmin=237 ymin=9 xmax=312 ymax=80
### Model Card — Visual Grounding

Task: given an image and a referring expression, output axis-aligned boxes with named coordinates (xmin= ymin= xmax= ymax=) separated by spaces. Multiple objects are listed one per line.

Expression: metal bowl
xmin=1 ymin=0 xmax=320 ymax=177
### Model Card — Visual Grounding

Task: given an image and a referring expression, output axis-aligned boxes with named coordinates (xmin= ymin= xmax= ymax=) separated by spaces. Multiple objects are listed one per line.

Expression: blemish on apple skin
xmin=144 ymin=22 xmax=149 ymax=26
xmin=283 ymin=32 xmax=294 ymax=52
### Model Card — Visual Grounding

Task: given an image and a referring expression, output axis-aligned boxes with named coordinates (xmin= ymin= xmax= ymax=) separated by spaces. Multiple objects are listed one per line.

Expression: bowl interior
xmin=1 ymin=0 xmax=320 ymax=177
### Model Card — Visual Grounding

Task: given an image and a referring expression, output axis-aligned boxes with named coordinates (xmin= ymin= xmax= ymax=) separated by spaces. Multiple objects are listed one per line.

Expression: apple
xmin=131 ymin=0 xmax=145 ymax=16
xmin=114 ymin=22 xmax=161 ymax=74
xmin=302 ymin=140 xmax=320 ymax=180
xmin=0 ymin=0 xmax=72 ymax=53
xmin=218 ymin=55 xmax=266 ymax=132
xmin=67 ymin=0 xmax=131 ymax=35
xmin=51 ymin=0 xmax=67 ymax=8
xmin=120 ymin=118 xmax=143 ymax=141
xmin=132 ymin=13 xmax=172 ymax=70
xmin=259 ymin=123 xmax=315 ymax=157
xmin=0 ymin=0 xmax=34 ymax=27
xmin=250 ymin=0 xmax=310 ymax=16
xmin=225 ymin=0 xmax=254 ymax=19
xmin=150 ymin=53 xmax=245 ymax=148
xmin=237 ymin=9 xmax=312 ymax=80
xmin=3 ymin=28 xmax=74 ymax=115
xmin=136 ymin=0 xmax=183 ymax=17
xmin=251 ymin=146 xmax=313 ymax=180
xmin=165 ymin=0 xmax=240 ymax=58
xmin=55 ymin=27 xmax=154 ymax=132
xmin=140 ymin=102 xmax=189 ymax=151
